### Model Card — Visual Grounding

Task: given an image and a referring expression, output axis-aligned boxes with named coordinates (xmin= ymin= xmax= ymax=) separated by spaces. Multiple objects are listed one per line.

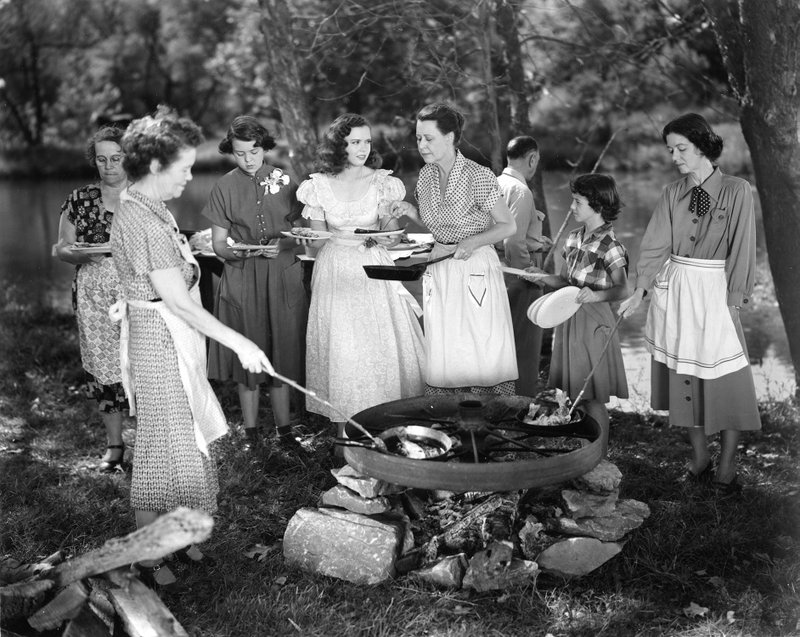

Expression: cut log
xmin=27 ymin=581 xmax=88 ymax=631
xmin=62 ymin=604 xmax=110 ymax=637
xmin=50 ymin=507 xmax=213 ymax=588
xmin=105 ymin=568 xmax=189 ymax=637
xmin=0 ymin=578 xmax=54 ymax=623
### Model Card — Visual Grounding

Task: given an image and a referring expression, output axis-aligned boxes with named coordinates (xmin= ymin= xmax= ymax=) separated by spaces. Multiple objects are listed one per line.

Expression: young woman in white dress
xmin=295 ymin=114 xmax=425 ymax=438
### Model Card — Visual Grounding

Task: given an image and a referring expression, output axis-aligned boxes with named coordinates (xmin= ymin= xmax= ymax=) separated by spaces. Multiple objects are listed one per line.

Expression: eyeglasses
xmin=96 ymin=155 xmax=123 ymax=167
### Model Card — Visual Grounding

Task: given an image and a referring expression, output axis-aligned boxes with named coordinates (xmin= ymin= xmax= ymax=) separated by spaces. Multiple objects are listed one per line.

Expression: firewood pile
xmin=0 ymin=507 xmax=212 ymax=637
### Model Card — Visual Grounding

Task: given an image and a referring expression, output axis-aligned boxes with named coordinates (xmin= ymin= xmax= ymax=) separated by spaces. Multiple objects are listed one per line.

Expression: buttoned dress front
xmin=202 ymin=165 xmax=308 ymax=391
xmin=549 ymin=223 xmax=629 ymax=402
xmin=416 ymin=152 xmax=518 ymax=393
xmin=634 ymin=168 xmax=760 ymax=434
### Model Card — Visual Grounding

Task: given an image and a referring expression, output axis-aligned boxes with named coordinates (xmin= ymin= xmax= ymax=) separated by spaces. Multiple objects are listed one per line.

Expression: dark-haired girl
xmin=295 ymin=113 xmax=424 ymax=432
xmin=525 ymin=173 xmax=629 ymax=438
xmin=620 ymin=113 xmax=759 ymax=492
xmin=201 ymin=116 xmax=308 ymax=447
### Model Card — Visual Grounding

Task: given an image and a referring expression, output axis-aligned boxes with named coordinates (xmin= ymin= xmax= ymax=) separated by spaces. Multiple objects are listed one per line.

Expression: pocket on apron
xmin=467 ymin=273 xmax=486 ymax=307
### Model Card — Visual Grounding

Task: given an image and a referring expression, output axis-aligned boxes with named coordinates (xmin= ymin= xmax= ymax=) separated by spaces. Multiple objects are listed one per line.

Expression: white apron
xmin=645 ymin=255 xmax=748 ymax=379
xmin=109 ymin=233 xmax=228 ymax=456
xmin=423 ymin=243 xmax=518 ymax=387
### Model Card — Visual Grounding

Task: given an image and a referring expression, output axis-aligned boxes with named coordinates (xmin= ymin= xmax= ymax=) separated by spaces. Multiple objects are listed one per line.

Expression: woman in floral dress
xmin=295 ymin=113 xmax=425 ymax=434
xmin=202 ymin=116 xmax=308 ymax=448
xmin=111 ymin=107 xmax=272 ymax=587
xmin=55 ymin=126 xmax=131 ymax=472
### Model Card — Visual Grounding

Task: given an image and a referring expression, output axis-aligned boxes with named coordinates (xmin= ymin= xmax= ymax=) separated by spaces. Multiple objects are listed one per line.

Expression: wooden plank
xmin=106 ymin=571 xmax=189 ymax=637
xmin=27 ymin=581 xmax=88 ymax=631
xmin=0 ymin=579 xmax=54 ymax=624
xmin=50 ymin=507 xmax=213 ymax=588
xmin=62 ymin=605 xmax=110 ymax=637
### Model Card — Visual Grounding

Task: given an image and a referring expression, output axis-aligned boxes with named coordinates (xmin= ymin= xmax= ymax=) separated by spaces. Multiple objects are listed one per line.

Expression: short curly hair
xmin=661 ymin=113 xmax=723 ymax=162
xmin=85 ymin=126 xmax=124 ymax=169
xmin=416 ymin=102 xmax=465 ymax=145
xmin=316 ymin=113 xmax=381 ymax=175
xmin=122 ymin=105 xmax=204 ymax=181
xmin=570 ymin=173 xmax=623 ymax=222
xmin=218 ymin=115 xmax=276 ymax=155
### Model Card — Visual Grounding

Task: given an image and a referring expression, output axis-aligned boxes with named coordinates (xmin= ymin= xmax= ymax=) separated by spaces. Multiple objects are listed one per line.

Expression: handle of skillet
xmin=425 ymin=253 xmax=455 ymax=266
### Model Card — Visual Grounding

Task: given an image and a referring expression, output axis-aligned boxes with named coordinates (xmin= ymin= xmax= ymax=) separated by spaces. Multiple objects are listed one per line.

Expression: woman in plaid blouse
xmin=524 ymin=174 xmax=629 ymax=441
xmin=393 ymin=102 xmax=518 ymax=394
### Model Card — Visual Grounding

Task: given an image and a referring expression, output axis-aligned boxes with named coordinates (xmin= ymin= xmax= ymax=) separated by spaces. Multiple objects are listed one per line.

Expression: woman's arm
xmin=54 ymin=212 xmax=103 ymax=265
xmin=454 ymin=197 xmax=516 ymax=260
xmin=149 ymin=267 xmax=272 ymax=374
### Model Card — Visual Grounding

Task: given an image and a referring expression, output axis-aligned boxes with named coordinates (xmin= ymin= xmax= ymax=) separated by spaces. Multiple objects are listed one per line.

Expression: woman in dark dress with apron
xmin=620 ymin=113 xmax=760 ymax=493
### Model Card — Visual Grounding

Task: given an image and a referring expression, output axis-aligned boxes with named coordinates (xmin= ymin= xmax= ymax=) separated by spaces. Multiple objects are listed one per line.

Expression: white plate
xmin=532 ymin=286 xmax=582 ymax=328
xmin=281 ymin=230 xmax=333 ymax=241
xmin=526 ymin=294 xmax=548 ymax=325
xmin=72 ymin=243 xmax=111 ymax=254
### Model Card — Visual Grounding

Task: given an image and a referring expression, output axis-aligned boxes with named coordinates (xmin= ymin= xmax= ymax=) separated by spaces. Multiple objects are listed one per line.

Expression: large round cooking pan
xmin=334 ymin=424 xmax=454 ymax=460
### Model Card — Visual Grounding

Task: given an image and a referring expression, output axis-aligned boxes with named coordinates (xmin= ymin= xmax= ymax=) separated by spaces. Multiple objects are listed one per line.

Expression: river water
xmin=1 ymin=169 xmax=794 ymax=408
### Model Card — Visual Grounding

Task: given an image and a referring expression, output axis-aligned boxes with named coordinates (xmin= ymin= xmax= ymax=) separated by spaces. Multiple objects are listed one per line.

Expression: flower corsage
xmin=260 ymin=168 xmax=291 ymax=195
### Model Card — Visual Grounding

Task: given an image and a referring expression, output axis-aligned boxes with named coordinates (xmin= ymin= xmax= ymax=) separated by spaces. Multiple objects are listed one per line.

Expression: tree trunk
xmin=256 ymin=0 xmax=318 ymax=180
xmin=477 ymin=1 xmax=503 ymax=174
xmin=703 ymin=0 xmax=800 ymax=391
xmin=494 ymin=0 xmax=550 ymax=233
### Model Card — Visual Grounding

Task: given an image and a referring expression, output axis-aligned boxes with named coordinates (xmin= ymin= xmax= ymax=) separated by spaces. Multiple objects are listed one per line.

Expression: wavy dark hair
xmin=317 ymin=113 xmax=382 ymax=175
xmin=122 ymin=105 xmax=204 ymax=181
xmin=218 ymin=115 xmax=276 ymax=154
xmin=661 ymin=113 xmax=723 ymax=162
xmin=416 ymin=102 xmax=465 ymax=145
xmin=85 ymin=126 xmax=124 ymax=169
xmin=570 ymin=173 xmax=623 ymax=222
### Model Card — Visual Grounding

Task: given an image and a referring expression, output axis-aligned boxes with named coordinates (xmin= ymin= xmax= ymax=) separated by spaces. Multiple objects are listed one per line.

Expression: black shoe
xmin=133 ymin=561 xmax=177 ymax=591
xmin=712 ymin=475 xmax=742 ymax=496
xmin=99 ymin=443 xmax=126 ymax=473
xmin=680 ymin=461 xmax=713 ymax=485
xmin=243 ymin=427 xmax=264 ymax=451
xmin=174 ymin=546 xmax=216 ymax=567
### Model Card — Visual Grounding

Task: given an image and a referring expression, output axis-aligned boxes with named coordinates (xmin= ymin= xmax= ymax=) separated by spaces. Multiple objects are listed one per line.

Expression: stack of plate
xmin=527 ymin=286 xmax=582 ymax=328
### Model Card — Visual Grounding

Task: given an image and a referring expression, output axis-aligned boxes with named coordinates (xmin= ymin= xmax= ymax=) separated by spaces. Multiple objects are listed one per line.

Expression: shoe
xmin=680 ymin=461 xmax=713 ymax=485
xmin=276 ymin=426 xmax=306 ymax=453
xmin=712 ymin=475 xmax=742 ymax=496
xmin=243 ymin=427 xmax=263 ymax=451
xmin=174 ymin=545 xmax=216 ymax=567
xmin=98 ymin=443 xmax=125 ymax=473
xmin=133 ymin=561 xmax=177 ymax=591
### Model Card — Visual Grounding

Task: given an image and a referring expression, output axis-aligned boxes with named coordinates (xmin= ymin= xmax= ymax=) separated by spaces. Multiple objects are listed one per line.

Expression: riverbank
xmin=1 ymin=303 xmax=798 ymax=636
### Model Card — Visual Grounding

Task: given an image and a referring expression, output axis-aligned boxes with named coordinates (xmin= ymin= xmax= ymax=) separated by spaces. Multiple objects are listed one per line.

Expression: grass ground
xmin=1 ymin=305 xmax=798 ymax=637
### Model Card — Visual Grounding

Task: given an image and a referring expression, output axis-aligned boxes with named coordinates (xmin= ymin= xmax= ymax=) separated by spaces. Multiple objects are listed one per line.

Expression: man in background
xmin=496 ymin=136 xmax=551 ymax=396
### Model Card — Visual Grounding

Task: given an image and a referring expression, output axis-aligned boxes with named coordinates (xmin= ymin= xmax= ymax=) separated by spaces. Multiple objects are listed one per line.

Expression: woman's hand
xmin=391 ymin=200 xmax=419 ymax=221
xmin=235 ymin=337 xmax=274 ymax=375
xmin=619 ymin=288 xmax=645 ymax=318
xmin=454 ymin=237 xmax=481 ymax=260
xmin=576 ymin=287 xmax=600 ymax=304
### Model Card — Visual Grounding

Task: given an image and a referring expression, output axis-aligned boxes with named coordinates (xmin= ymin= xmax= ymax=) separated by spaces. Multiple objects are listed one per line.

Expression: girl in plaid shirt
xmin=524 ymin=174 xmax=629 ymax=444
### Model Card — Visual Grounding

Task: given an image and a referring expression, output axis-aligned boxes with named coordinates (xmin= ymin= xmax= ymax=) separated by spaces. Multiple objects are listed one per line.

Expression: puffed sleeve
xmin=376 ymin=171 xmax=406 ymax=217
xmin=634 ymin=186 xmax=674 ymax=291
xmin=60 ymin=189 xmax=79 ymax=224
xmin=297 ymin=175 xmax=326 ymax=222
xmin=724 ymin=179 xmax=756 ymax=307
